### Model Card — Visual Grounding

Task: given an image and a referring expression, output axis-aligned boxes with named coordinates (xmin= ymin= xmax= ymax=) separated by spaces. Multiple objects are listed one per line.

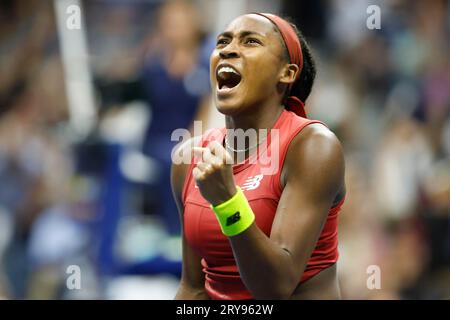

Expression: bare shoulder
xmin=282 ymin=123 xmax=345 ymax=196
xmin=287 ymin=123 xmax=343 ymax=166
xmin=296 ymin=123 xmax=342 ymax=153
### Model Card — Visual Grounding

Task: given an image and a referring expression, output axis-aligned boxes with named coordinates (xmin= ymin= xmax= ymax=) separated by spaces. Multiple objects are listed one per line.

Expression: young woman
xmin=172 ymin=13 xmax=346 ymax=300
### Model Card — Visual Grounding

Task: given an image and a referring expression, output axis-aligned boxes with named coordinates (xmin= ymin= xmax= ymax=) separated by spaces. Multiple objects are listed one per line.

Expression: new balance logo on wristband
xmin=226 ymin=212 xmax=241 ymax=226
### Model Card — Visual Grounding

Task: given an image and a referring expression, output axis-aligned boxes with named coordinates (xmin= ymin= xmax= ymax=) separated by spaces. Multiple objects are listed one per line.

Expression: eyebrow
xmin=217 ymin=30 xmax=265 ymax=39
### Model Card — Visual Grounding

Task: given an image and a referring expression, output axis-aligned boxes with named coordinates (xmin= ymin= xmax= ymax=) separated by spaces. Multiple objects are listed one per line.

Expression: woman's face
xmin=210 ymin=14 xmax=287 ymax=115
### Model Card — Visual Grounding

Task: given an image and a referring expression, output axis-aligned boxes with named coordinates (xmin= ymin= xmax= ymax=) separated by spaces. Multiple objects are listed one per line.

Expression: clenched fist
xmin=192 ymin=140 xmax=237 ymax=206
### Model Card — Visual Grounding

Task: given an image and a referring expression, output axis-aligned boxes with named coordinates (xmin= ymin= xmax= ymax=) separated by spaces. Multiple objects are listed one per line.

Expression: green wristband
xmin=211 ymin=187 xmax=255 ymax=237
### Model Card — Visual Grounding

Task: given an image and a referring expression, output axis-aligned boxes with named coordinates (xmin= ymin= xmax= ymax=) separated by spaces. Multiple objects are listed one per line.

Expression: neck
xmin=225 ymin=101 xmax=284 ymax=132
xmin=223 ymin=101 xmax=284 ymax=162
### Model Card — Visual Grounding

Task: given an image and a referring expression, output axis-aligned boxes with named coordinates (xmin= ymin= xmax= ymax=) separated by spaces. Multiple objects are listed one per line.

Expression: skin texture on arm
xmin=171 ymin=137 xmax=210 ymax=300
xmin=193 ymin=124 xmax=345 ymax=299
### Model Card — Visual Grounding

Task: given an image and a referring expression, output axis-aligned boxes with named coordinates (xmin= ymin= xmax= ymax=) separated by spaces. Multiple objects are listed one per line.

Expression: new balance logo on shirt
xmin=241 ymin=174 xmax=264 ymax=191
xmin=195 ymin=174 xmax=265 ymax=191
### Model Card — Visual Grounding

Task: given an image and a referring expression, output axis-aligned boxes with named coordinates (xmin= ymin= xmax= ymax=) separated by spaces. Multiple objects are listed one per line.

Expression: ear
xmin=278 ymin=64 xmax=299 ymax=85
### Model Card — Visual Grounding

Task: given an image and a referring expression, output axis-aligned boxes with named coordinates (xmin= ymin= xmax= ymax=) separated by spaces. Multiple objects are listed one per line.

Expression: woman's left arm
xmin=193 ymin=124 xmax=345 ymax=299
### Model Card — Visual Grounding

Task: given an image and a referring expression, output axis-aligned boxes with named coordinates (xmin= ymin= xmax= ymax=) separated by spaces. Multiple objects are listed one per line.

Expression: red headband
xmin=254 ymin=13 xmax=307 ymax=118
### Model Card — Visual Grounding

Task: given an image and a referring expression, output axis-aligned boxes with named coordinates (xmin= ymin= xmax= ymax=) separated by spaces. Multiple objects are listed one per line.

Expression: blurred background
xmin=0 ymin=0 xmax=449 ymax=299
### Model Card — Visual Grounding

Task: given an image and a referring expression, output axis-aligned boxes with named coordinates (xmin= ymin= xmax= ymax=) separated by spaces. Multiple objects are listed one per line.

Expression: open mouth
xmin=216 ymin=65 xmax=242 ymax=91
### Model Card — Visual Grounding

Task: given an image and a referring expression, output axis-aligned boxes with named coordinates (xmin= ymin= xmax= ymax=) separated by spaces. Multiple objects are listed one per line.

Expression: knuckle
xmin=209 ymin=141 xmax=222 ymax=152
xmin=211 ymin=160 xmax=223 ymax=169
xmin=195 ymin=173 xmax=206 ymax=182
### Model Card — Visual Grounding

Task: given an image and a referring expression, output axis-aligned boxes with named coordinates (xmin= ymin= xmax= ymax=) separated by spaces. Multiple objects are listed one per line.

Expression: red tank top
xmin=182 ymin=110 xmax=344 ymax=300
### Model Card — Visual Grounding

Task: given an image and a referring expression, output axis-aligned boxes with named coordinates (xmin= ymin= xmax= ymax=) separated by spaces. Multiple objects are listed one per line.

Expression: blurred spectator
xmin=93 ymin=0 xmax=212 ymax=236
xmin=139 ymin=0 xmax=212 ymax=235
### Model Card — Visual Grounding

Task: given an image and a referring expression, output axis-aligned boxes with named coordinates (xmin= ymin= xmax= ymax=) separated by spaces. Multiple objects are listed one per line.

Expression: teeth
xmin=218 ymin=66 xmax=239 ymax=75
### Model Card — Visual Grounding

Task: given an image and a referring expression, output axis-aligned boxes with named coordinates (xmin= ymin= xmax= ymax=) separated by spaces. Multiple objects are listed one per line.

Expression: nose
xmin=219 ymin=41 xmax=239 ymax=59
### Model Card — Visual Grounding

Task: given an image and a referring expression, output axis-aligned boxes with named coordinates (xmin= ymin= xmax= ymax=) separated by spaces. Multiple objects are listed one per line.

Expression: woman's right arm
xmin=171 ymin=137 xmax=210 ymax=300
